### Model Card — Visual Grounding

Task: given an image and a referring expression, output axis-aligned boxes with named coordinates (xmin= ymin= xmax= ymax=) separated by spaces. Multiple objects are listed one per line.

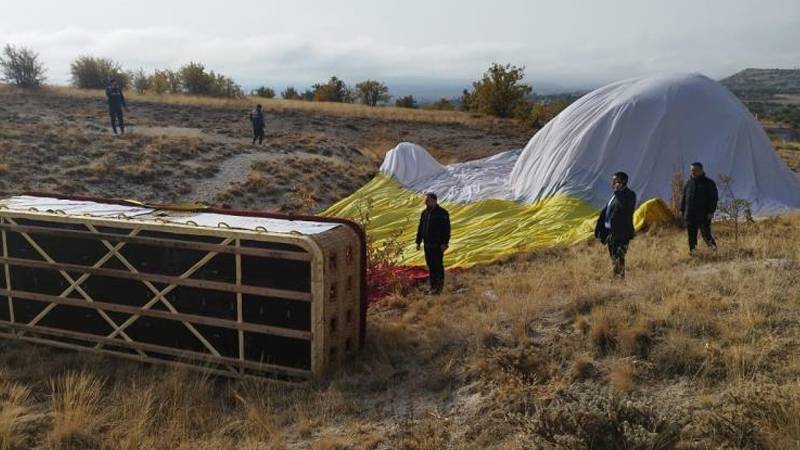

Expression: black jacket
xmin=250 ymin=109 xmax=265 ymax=129
xmin=416 ymin=205 xmax=451 ymax=248
xmin=595 ymin=187 xmax=637 ymax=243
xmin=680 ymin=174 xmax=718 ymax=221
xmin=105 ymin=86 xmax=126 ymax=111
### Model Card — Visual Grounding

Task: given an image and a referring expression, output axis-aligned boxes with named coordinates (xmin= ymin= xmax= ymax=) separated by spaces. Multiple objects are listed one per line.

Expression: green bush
xmin=179 ymin=62 xmax=213 ymax=96
xmin=70 ymin=56 xmax=129 ymax=89
xmin=395 ymin=95 xmax=417 ymax=109
xmin=0 ymin=44 xmax=46 ymax=88
xmin=132 ymin=68 xmax=149 ymax=94
xmin=426 ymin=98 xmax=455 ymax=111
xmin=301 ymin=89 xmax=315 ymax=101
xmin=146 ymin=69 xmax=181 ymax=94
xmin=251 ymin=86 xmax=275 ymax=98
xmin=281 ymin=86 xmax=301 ymax=100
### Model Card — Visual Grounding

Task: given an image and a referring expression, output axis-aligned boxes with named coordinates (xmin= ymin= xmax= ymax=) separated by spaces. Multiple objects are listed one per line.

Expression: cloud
xmin=2 ymin=22 xmax=798 ymax=93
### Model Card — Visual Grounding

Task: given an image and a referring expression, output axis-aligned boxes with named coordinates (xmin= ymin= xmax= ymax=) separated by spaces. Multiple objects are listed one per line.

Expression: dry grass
xmin=45 ymin=85 xmax=506 ymax=127
xmin=0 ymin=370 xmax=36 ymax=450
xmin=775 ymin=139 xmax=800 ymax=171
xmin=0 ymin=212 xmax=798 ymax=448
xmin=48 ymin=371 xmax=104 ymax=448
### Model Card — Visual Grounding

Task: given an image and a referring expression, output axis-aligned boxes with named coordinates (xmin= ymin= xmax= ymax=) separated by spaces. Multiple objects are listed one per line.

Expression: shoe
xmin=689 ymin=248 xmax=697 ymax=257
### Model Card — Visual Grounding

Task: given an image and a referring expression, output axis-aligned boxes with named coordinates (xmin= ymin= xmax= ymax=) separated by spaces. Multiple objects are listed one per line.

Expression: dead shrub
xmin=589 ymin=307 xmax=619 ymax=354
xmin=510 ymin=384 xmax=684 ymax=450
xmin=649 ymin=331 xmax=712 ymax=378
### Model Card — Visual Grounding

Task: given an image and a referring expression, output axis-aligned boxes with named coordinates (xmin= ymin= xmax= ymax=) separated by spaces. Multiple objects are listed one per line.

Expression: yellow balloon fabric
xmin=324 ymin=174 xmax=673 ymax=268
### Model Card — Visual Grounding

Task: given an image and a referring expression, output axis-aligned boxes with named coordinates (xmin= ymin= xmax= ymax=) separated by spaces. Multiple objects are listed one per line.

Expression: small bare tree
xmin=132 ymin=68 xmax=149 ymax=94
xmin=354 ymin=198 xmax=412 ymax=298
xmin=671 ymin=169 xmax=685 ymax=220
xmin=716 ymin=175 xmax=753 ymax=248
xmin=0 ymin=44 xmax=46 ymax=88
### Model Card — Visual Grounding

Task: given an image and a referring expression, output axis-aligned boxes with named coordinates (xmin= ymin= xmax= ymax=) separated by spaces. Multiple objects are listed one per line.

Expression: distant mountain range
xmin=721 ymin=68 xmax=800 ymax=98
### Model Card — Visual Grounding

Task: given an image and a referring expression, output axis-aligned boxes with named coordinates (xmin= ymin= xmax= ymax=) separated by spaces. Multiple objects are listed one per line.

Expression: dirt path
xmin=186 ymin=149 xmax=341 ymax=203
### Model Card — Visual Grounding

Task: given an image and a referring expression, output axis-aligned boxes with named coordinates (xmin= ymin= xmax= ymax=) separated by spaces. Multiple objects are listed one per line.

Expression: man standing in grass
xmin=680 ymin=162 xmax=718 ymax=255
xmin=416 ymin=193 xmax=451 ymax=295
xmin=595 ymin=172 xmax=637 ymax=278
xmin=249 ymin=104 xmax=266 ymax=144
xmin=105 ymin=78 xmax=128 ymax=135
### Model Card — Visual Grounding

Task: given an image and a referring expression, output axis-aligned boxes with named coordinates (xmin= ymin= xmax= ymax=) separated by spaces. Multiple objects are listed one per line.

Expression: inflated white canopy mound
xmin=379 ymin=142 xmax=445 ymax=186
xmin=510 ymin=73 xmax=800 ymax=214
xmin=378 ymin=74 xmax=800 ymax=215
xmin=380 ymin=143 xmax=521 ymax=203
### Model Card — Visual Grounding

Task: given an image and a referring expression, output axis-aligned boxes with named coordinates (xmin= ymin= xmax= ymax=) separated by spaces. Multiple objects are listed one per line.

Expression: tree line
xmin=0 ymin=43 xmax=572 ymax=124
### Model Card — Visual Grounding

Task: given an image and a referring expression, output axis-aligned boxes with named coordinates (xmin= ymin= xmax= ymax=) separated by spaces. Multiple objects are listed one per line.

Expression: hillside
xmin=0 ymin=85 xmax=529 ymax=214
xmin=1 ymin=85 xmax=800 ymax=449
xmin=722 ymin=68 xmax=800 ymax=97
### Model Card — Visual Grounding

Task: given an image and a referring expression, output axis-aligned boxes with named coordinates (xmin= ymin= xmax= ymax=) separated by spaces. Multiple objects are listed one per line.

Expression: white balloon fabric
xmin=379 ymin=142 xmax=445 ymax=186
xmin=510 ymin=73 xmax=800 ymax=214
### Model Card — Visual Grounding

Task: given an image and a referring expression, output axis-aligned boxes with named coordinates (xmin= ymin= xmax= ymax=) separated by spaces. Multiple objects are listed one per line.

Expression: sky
xmin=2 ymin=0 xmax=798 ymax=97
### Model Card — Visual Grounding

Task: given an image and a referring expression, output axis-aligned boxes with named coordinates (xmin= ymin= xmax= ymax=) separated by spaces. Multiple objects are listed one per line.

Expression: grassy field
xmin=1 ymin=84 xmax=800 ymax=449
xmin=44 ymin=86 xmax=509 ymax=128
xmin=0 ymin=216 xmax=799 ymax=449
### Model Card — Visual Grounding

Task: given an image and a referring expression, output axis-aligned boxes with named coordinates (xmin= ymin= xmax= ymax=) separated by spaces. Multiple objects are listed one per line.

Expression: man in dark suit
xmin=105 ymin=78 xmax=129 ymax=134
xmin=595 ymin=172 xmax=637 ymax=278
xmin=416 ymin=193 xmax=451 ymax=294
xmin=680 ymin=162 xmax=718 ymax=255
xmin=249 ymin=104 xmax=266 ymax=144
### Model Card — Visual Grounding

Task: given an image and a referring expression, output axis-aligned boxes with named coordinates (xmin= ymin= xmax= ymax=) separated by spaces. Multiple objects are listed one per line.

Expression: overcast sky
xmin=2 ymin=0 xmax=798 ymax=96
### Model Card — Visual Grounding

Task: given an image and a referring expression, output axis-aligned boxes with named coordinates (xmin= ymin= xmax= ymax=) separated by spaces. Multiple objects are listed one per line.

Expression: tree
xmin=70 ymin=56 xmax=129 ymax=89
xmin=717 ymin=175 xmax=753 ymax=249
xmin=132 ymin=68 xmax=149 ymax=94
xmin=395 ymin=95 xmax=417 ymax=109
xmin=251 ymin=86 xmax=276 ymax=98
xmin=464 ymin=63 xmax=532 ymax=118
xmin=281 ymin=86 xmax=301 ymax=100
xmin=312 ymin=76 xmax=351 ymax=102
xmin=0 ymin=44 xmax=46 ymax=88
xmin=355 ymin=80 xmax=390 ymax=106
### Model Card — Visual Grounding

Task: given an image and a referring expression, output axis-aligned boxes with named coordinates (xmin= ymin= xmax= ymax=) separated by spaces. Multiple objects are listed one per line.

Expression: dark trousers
xmin=424 ymin=245 xmax=445 ymax=293
xmin=686 ymin=217 xmax=716 ymax=250
xmin=110 ymin=109 xmax=124 ymax=134
xmin=253 ymin=126 xmax=264 ymax=144
xmin=606 ymin=236 xmax=629 ymax=278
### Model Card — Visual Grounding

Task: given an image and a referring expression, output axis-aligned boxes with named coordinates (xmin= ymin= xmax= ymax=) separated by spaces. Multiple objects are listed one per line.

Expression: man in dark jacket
xmin=595 ymin=172 xmax=637 ymax=278
xmin=416 ymin=193 xmax=451 ymax=294
xmin=105 ymin=78 xmax=128 ymax=134
xmin=680 ymin=162 xmax=718 ymax=255
xmin=249 ymin=104 xmax=266 ymax=144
